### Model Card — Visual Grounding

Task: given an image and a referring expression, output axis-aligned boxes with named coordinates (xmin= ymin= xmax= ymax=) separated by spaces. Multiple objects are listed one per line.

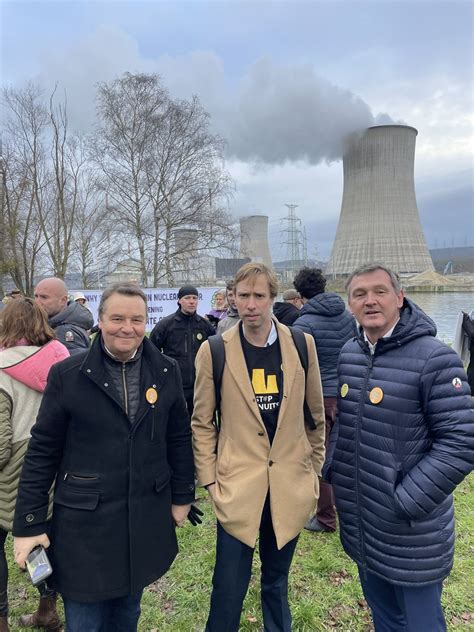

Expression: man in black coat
xmin=272 ymin=289 xmax=302 ymax=325
xmin=34 ymin=277 xmax=93 ymax=355
xmin=13 ymin=283 xmax=195 ymax=631
xmin=331 ymin=264 xmax=474 ymax=632
xmin=150 ymin=285 xmax=215 ymax=416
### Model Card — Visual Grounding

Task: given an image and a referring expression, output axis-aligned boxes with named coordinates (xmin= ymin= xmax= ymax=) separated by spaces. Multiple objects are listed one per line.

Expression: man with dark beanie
xmin=293 ymin=267 xmax=356 ymax=533
xmin=150 ymin=285 xmax=215 ymax=416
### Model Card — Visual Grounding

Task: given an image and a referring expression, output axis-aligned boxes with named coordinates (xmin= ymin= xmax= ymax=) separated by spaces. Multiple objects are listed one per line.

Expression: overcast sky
xmin=2 ymin=0 xmax=473 ymax=259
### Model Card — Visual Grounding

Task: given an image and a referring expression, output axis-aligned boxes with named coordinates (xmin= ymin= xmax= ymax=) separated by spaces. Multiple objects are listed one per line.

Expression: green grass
xmin=4 ymin=477 xmax=473 ymax=631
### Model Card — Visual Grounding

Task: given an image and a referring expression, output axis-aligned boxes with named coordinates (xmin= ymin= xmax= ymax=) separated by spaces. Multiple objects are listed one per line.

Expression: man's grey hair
xmin=345 ymin=263 xmax=402 ymax=295
xmin=98 ymin=282 xmax=147 ymax=318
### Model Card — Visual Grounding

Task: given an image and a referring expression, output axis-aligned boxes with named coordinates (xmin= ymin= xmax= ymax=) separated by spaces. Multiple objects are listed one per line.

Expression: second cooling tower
xmin=239 ymin=215 xmax=273 ymax=269
xmin=326 ymin=125 xmax=434 ymax=275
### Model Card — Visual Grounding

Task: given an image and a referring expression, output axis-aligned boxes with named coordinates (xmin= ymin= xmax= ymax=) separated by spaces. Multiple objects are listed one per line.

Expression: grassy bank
xmin=4 ymin=477 xmax=473 ymax=631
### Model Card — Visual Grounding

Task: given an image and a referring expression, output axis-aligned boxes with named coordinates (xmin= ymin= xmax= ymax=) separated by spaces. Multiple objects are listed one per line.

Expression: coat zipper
xmin=122 ymin=363 xmax=129 ymax=417
xmin=356 ymin=352 xmax=373 ymax=579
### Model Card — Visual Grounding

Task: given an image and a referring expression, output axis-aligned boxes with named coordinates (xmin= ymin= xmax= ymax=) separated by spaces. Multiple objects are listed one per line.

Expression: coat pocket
xmin=155 ymin=469 xmax=171 ymax=493
xmin=54 ymin=486 xmax=100 ymax=511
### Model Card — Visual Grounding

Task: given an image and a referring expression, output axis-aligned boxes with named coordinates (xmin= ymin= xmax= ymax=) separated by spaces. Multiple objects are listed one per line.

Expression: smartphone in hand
xmin=26 ymin=546 xmax=53 ymax=586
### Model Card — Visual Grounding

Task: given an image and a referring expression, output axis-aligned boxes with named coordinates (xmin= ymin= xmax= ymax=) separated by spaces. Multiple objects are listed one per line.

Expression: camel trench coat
xmin=192 ymin=320 xmax=326 ymax=549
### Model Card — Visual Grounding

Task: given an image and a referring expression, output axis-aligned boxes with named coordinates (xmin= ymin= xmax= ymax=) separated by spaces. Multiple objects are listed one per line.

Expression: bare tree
xmin=93 ymin=72 xmax=235 ymax=286
xmin=1 ymin=83 xmax=49 ymax=294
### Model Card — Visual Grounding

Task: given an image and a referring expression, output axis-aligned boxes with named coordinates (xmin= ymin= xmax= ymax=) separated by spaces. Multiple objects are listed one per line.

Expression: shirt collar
xmin=362 ymin=319 xmax=399 ymax=355
xmin=242 ymin=320 xmax=278 ymax=347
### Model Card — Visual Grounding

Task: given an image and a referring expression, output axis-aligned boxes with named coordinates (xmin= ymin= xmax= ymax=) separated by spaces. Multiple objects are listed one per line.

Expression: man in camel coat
xmin=192 ymin=262 xmax=325 ymax=632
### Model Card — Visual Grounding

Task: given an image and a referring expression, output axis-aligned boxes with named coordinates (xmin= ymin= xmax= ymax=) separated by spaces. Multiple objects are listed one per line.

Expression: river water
xmin=337 ymin=291 xmax=473 ymax=344
xmin=404 ymin=292 xmax=473 ymax=344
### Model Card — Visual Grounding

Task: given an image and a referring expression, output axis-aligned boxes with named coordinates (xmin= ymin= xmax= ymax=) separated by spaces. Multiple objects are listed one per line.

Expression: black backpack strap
xmin=208 ymin=335 xmax=225 ymax=432
xmin=289 ymin=327 xmax=316 ymax=430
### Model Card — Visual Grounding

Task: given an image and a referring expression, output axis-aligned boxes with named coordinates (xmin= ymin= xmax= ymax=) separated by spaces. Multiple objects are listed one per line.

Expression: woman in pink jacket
xmin=0 ymin=298 xmax=68 ymax=632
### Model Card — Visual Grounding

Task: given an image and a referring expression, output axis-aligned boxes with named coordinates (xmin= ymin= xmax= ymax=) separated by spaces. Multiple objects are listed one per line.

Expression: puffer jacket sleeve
xmin=394 ymin=345 xmax=474 ymax=520
xmin=0 ymin=390 xmax=13 ymax=470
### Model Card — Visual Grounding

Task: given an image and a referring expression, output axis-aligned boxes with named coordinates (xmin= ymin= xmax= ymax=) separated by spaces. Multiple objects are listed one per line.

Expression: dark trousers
xmin=359 ymin=568 xmax=446 ymax=632
xmin=206 ymin=497 xmax=299 ymax=632
xmin=0 ymin=529 xmax=8 ymax=617
xmin=63 ymin=591 xmax=143 ymax=632
xmin=316 ymin=397 xmax=337 ymax=530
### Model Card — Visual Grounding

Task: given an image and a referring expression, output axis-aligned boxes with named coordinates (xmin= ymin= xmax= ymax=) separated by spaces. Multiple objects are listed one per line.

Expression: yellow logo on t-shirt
xmin=252 ymin=369 xmax=279 ymax=395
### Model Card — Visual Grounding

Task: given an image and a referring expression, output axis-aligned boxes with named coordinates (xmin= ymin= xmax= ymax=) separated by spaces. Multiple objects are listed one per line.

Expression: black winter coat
xmin=150 ymin=309 xmax=215 ymax=395
xmin=293 ymin=293 xmax=356 ymax=396
xmin=331 ymin=300 xmax=474 ymax=586
xmin=272 ymin=302 xmax=300 ymax=326
xmin=13 ymin=335 xmax=195 ymax=602
xmin=49 ymin=302 xmax=94 ymax=355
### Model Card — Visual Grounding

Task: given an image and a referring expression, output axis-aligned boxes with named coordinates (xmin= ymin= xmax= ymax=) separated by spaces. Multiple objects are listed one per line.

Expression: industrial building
xmin=326 ymin=125 xmax=434 ymax=276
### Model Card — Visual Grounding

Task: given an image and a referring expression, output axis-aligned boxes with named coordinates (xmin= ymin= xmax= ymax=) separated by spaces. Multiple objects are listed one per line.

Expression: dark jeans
xmin=206 ymin=497 xmax=299 ymax=632
xmin=359 ymin=567 xmax=446 ymax=632
xmin=316 ymin=397 xmax=337 ymax=530
xmin=63 ymin=591 xmax=143 ymax=632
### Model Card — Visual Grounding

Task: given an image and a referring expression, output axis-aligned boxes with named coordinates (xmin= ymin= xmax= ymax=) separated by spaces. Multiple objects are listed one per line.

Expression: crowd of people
xmin=0 ymin=262 xmax=472 ymax=632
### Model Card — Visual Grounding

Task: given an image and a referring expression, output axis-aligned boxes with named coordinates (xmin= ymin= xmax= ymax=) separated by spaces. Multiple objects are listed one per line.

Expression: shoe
xmin=0 ymin=616 xmax=9 ymax=632
xmin=19 ymin=595 xmax=61 ymax=631
xmin=304 ymin=516 xmax=334 ymax=533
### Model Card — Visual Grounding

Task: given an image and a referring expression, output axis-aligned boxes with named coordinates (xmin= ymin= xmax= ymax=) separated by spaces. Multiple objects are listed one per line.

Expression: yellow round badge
xmin=341 ymin=383 xmax=349 ymax=398
xmin=369 ymin=387 xmax=384 ymax=405
xmin=197 ymin=333 xmax=203 ymax=340
xmin=146 ymin=388 xmax=158 ymax=404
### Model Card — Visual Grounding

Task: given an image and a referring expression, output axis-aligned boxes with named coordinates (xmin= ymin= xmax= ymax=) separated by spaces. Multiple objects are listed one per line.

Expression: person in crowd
xmin=217 ymin=280 xmax=240 ymax=333
xmin=461 ymin=310 xmax=474 ymax=393
xmin=272 ymin=289 xmax=302 ymax=325
xmin=0 ymin=298 xmax=69 ymax=632
xmin=8 ymin=290 xmax=21 ymax=300
xmin=329 ymin=263 xmax=474 ymax=632
xmin=192 ymin=262 xmax=325 ymax=632
xmin=34 ymin=278 xmax=93 ymax=355
xmin=206 ymin=290 xmax=228 ymax=327
xmin=293 ymin=267 xmax=356 ymax=533
xmin=150 ymin=285 xmax=214 ymax=416
xmin=72 ymin=292 xmax=87 ymax=307
xmin=12 ymin=283 xmax=195 ymax=632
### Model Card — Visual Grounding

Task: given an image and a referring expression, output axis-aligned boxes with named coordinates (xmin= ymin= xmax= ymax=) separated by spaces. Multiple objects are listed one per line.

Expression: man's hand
xmin=206 ymin=482 xmax=216 ymax=501
xmin=171 ymin=503 xmax=191 ymax=527
xmin=14 ymin=534 xmax=50 ymax=569
xmin=187 ymin=504 xmax=204 ymax=526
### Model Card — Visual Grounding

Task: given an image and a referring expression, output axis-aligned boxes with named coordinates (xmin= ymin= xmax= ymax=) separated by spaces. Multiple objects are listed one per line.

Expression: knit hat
xmin=178 ymin=285 xmax=199 ymax=299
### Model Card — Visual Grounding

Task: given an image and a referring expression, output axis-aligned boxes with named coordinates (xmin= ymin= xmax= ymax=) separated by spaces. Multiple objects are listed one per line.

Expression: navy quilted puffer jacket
xmin=293 ymin=293 xmax=356 ymax=396
xmin=331 ymin=299 xmax=474 ymax=586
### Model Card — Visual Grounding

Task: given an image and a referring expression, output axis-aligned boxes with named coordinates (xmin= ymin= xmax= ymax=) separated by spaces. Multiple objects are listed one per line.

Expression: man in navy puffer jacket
xmin=293 ymin=267 xmax=356 ymax=532
xmin=331 ymin=263 xmax=474 ymax=632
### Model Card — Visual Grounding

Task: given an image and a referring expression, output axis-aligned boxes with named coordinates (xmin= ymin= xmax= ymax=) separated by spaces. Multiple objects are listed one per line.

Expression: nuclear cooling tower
xmin=326 ymin=125 xmax=434 ymax=276
xmin=239 ymin=215 xmax=273 ymax=268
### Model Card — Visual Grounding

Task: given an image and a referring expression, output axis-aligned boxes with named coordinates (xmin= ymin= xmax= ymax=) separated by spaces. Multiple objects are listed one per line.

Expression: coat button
xmin=258 ymin=431 xmax=264 ymax=436
xmin=104 ymin=383 xmax=108 ymax=387
xmin=269 ymin=460 xmax=274 ymax=467
xmin=25 ymin=514 xmax=34 ymax=523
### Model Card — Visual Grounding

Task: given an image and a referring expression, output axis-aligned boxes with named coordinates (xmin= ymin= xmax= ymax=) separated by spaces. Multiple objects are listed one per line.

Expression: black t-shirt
xmin=240 ymin=326 xmax=283 ymax=444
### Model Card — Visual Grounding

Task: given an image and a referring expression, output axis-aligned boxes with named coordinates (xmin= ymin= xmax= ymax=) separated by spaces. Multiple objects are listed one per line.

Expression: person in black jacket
xmin=293 ymin=267 xmax=355 ymax=533
xmin=150 ymin=285 xmax=215 ymax=416
xmin=331 ymin=263 xmax=474 ymax=632
xmin=12 ymin=283 xmax=195 ymax=632
xmin=34 ymin=278 xmax=93 ymax=355
xmin=272 ymin=289 xmax=302 ymax=325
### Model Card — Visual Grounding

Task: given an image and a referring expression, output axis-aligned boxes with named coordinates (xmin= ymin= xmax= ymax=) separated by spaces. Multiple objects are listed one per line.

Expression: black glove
xmin=187 ymin=504 xmax=204 ymax=526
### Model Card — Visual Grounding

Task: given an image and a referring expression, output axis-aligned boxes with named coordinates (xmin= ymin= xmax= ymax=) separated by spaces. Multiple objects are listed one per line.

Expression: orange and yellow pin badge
xmin=146 ymin=387 xmax=158 ymax=405
xmin=341 ymin=384 xmax=349 ymax=398
xmin=369 ymin=387 xmax=384 ymax=405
